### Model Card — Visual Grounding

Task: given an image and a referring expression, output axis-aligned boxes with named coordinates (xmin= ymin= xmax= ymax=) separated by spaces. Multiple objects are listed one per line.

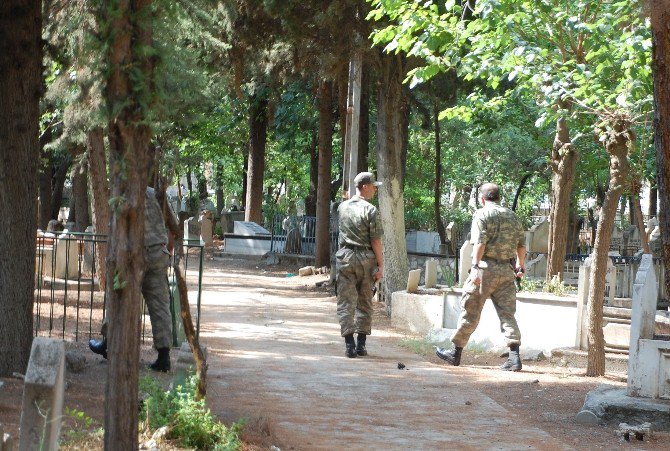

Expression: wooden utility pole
xmin=343 ymin=51 xmax=363 ymax=199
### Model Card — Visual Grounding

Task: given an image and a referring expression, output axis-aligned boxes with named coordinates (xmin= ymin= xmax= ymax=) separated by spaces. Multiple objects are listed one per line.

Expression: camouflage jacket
xmin=145 ymin=187 xmax=168 ymax=247
xmin=470 ymin=202 xmax=524 ymax=261
xmin=337 ymin=195 xmax=382 ymax=248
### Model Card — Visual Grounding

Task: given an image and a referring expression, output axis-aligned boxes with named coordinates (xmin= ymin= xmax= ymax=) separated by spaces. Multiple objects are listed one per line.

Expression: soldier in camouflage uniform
xmin=89 ymin=187 xmax=174 ymax=372
xmin=336 ymin=172 xmax=384 ymax=358
xmin=436 ymin=183 xmax=526 ymax=371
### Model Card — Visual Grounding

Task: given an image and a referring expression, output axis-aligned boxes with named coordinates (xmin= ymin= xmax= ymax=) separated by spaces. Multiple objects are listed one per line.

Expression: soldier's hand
xmin=374 ymin=267 xmax=383 ymax=281
xmin=469 ymin=268 xmax=482 ymax=286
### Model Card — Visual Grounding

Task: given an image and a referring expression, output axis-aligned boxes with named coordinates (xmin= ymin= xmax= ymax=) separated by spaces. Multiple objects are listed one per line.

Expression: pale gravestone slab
xmin=184 ymin=217 xmax=202 ymax=245
xmin=19 ymin=337 xmax=65 ymax=451
xmin=609 ymin=225 xmax=623 ymax=252
xmin=54 ymin=232 xmax=79 ymax=280
xmin=627 ymin=254 xmax=670 ymax=399
xmin=199 ymin=211 xmax=213 ymax=247
xmin=406 ymin=269 xmax=421 ymax=293
xmin=425 ymin=260 xmax=438 ymax=288
xmin=234 ymin=221 xmax=270 ymax=236
xmin=459 ymin=240 xmax=473 ymax=285
xmin=527 ymin=219 xmax=549 ymax=254
xmin=82 ymin=226 xmax=95 ymax=274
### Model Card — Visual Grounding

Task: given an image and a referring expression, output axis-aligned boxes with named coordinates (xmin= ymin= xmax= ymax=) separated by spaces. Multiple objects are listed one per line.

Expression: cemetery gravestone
xmin=54 ymin=232 xmax=79 ymax=280
xmin=527 ymin=219 xmax=549 ymax=254
xmin=19 ymin=337 xmax=65 ymax=451
xmin=406 ymin=269 xmax=421 ymax=293
xmin=199 ymin=210 xmax=213 ymax=247
xmin=458 ymin=240 xmax=473 ymax=285
xmin=425 ymin=259 xmax=438 ymax=288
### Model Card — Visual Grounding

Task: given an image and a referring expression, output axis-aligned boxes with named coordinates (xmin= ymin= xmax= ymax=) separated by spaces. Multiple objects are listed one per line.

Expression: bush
xmin=140 ymin=376 xmax=244 ymax=450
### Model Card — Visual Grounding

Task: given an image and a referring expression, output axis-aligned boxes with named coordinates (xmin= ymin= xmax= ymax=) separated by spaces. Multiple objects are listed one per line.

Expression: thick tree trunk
xmin=103 ymin=0 xmax=153 ymax=447
xmin=215 ymin=163 xmax=224 ymax=215
xmin=50 ymin=154 xmax=73 ymax=219
xmin=87 ymin=127 xmax=110 ymax=291
xmin=511 ymin=174 xmax=531 ymax=212
xmin=305 ymin=132 xmax=318 ymax=217
xmin=38 ymin=128 xmax=54 ymax=229
xmin=338 ymin=73 xmax=349 ymax=196
xmin=547 ymin=116 xmax=579 ymax=281
xmin=652 ymin=3 xmax=670 ymax=302
xmin=376 ymin=53 xmax=409 ymax=309
xmin=72 ymin=160 xmax=91 ymax=232
xmin=357 ymin=63 xmax=370 ymax=173
xmin=649 ymin=184 xmax=657 ymax=218
xmin=586 ymin=123 xmax=632 ymax=377
xmin=0 ymin=0 xmax=42 ymax=377
xmin=245 ymin=93 xmax=268 ymax=224
xmin=315 ymin=81 xmax=334 ymax=268
xmin=433 ymin=103 xmax=446 ymax=244
xmin=631 ymin=180 xmax=651 ymax=253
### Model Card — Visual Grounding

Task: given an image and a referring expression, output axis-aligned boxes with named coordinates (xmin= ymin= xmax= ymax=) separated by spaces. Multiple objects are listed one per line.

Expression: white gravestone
xmin=54 ymin=232 xmax=79 ymax=279
xmin=425 ymin=259 xmax=438 ymax=288
xmin=199 ymin=210 xmax=213 ymax=247
xmin=527 ymin=219 xmax=549 ymax=254
xmin=19 ymin=337 xmax=65 ymax=451
xmin=458 ymin=240 xmax=473 ymax=285
xmin=627 ymin=254 xmax=670 ymax=399
xmin=406 ymin=269 xmax=421 ymax=293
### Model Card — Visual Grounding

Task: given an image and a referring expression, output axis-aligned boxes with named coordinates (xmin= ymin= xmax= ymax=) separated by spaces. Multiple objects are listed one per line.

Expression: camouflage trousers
xmin=451 ymin=260 xmax=521 ymax=348
xmin=336 ymin=248 xmax=376 ymax=336
xmin=101 ymin=244 xmax=173 ymax=349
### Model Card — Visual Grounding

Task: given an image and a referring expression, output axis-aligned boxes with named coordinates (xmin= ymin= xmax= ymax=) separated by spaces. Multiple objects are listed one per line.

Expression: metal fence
xmin=34 ymin=231 xmax=203 ymax=346
xmin=526 ymin=251 xmax=666 ymax=302
xmin=269 ymin=214 xmax=338 ymax=257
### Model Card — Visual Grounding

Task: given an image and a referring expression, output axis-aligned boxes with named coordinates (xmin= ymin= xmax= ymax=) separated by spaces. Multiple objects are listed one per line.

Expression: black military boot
xmin=435 ymin=346 xmax=462 ymax=366
xmin=501 ymin=344 xmax=522 ymax=371
xmin=88 ymin=338 xmax=107 ymax=359
xmin=356 ymin=333 xmax=368 ymax=356
xmin=149 ymin=347 xmax=171 ymax=372
xmin=344 ymin=334 xmax=357 ymax=358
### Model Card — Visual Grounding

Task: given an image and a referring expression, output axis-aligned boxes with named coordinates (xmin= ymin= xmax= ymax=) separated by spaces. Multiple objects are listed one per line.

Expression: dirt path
xmin=2 ymin=253 xmax=668 ymax=449
xmin=200 ymin=256 xmax=577 ymax=450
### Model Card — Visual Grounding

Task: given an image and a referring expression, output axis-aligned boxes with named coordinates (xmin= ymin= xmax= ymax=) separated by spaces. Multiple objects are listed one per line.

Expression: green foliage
xmin=398 ymin=338 xmax=435 ymax=356
xmin=140 ymin=376 xmax=244 ymax=450
xmin=520 ymin=276 xmax=572 ymax=296
xmin=61 ymin=407 xmax=103 ymax=444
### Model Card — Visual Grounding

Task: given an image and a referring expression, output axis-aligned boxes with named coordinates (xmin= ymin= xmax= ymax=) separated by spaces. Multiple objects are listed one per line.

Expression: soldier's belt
xmin=341 ymin=244 xmax=372 ymax=251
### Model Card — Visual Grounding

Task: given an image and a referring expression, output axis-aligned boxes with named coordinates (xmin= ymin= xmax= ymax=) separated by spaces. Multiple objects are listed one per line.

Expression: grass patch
xmin=397 ymin=338 xmax=435 ymax=356
xmin=140 ymin=375 xmax=244 ymax=450
xmin=60 ymin=408 xmax=103 ymax=450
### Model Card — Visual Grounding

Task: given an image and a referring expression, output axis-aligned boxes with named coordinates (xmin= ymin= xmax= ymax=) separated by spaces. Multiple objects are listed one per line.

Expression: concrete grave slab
xmin=576 ymin=385 xmax=670 ymax=431
xmin=19 ymin=337 xmax=65 ymax=451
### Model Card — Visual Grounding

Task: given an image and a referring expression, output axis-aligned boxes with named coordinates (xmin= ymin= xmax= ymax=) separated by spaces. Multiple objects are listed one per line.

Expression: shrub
xmin=140 ymin=376 xmax=243 ymax=450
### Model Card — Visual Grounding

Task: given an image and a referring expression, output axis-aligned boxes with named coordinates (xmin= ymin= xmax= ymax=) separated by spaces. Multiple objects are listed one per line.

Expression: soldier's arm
xmin=516 ymin=245 xmax=526 ymax=276
xmin=371 ymin=238 xmax=383 ymax=281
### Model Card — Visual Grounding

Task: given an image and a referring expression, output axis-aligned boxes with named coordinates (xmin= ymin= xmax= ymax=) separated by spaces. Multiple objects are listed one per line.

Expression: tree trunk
xmin=38 ymin=126 xmax=54 ymax=229
xmin=87 ymin=127 xmax=110 ymax=291
xmin=315 ymin=80 xmax=334 ymax=268
xmin=433 ymin=102 xmax=446 ymax=244
xmin=631 ymin=179 xmax=651 ymax=253
xmin=338 ymin=73 xmax=349 ymax=196
xmin=649 ymin=184 xmax=657 ymax=218
xmin=215 ymin=163 xmax=224 ymax=215
xmin=51 ymin=154 xmax=73 ymax=220
xmin=357 ymin=63 xmax=370 ymax=173
xmin=72 ymin=160 xmax=91 ymax=232
xmin=245 ymin=92 xmax=268 ymax=224
xmin=305 ymin=132 xmax=318 ymax=217
xmin=547 ymin=116 xmax=579 ymax=281
xmin=652 ymin=3 xmax=670 ymax=302
xmin=103 ymin=0 xmax=153 ymax=447
xmin=0 ymin=0 xmax=42 ymax=377
xmin=376 ymin=53 xmax=409 ymax=309
xmin=586 ymin=122 xmax=632 ymax=377
xmin=511 ymin=174 xmax=531 ymax=212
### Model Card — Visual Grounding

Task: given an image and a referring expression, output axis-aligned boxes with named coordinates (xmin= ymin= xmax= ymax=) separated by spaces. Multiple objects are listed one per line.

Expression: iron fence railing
xmin=34 ymin=231 xmax=203 ymax=346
